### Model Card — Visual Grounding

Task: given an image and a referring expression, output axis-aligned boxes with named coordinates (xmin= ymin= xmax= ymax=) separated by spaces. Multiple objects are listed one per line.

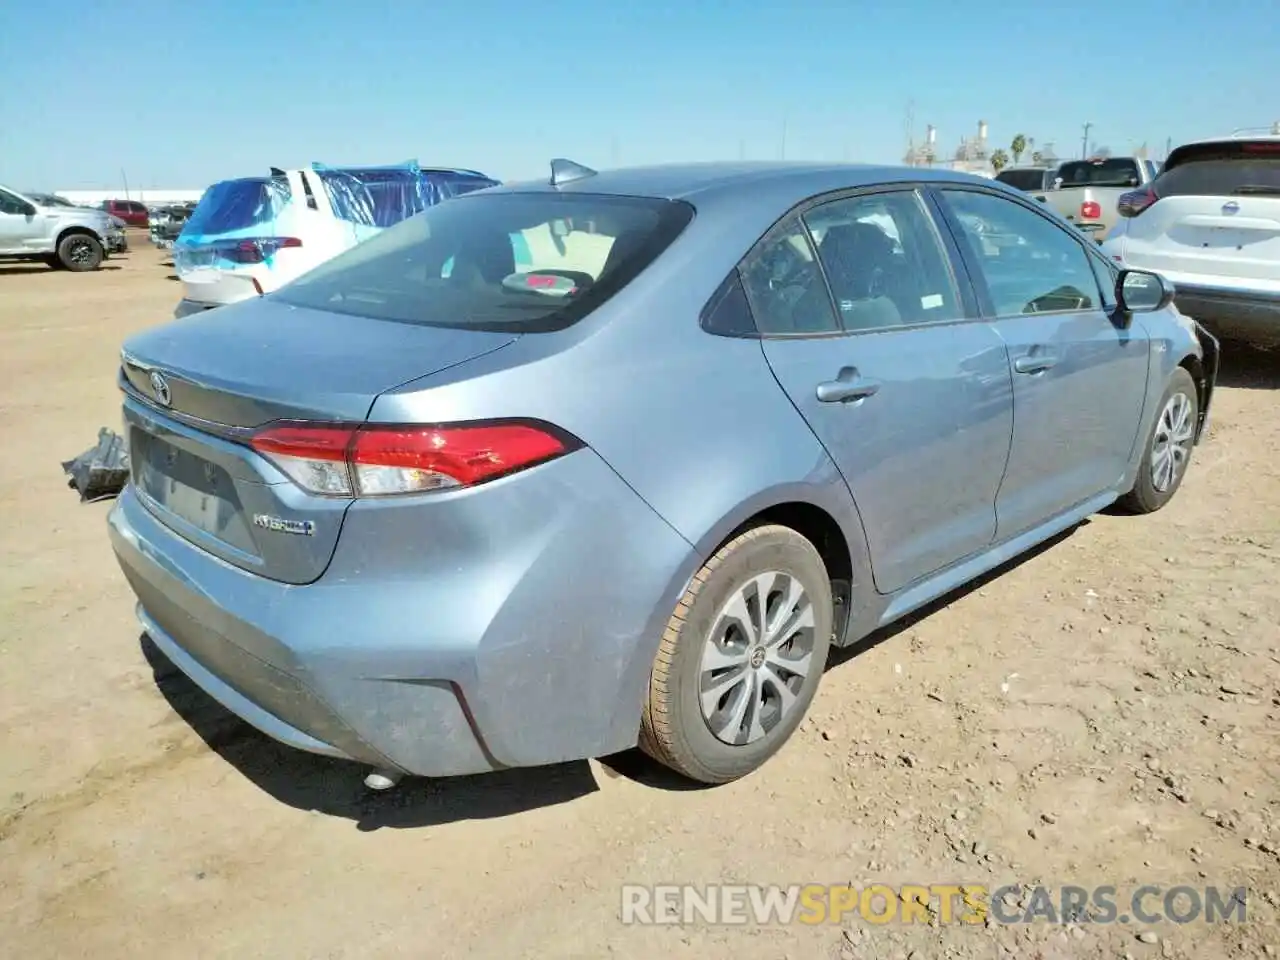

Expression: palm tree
xmin=1011 ymin=134 xmax=1027 ymax=164
xmin=990 ymin=149 xmax=1010 ymax=174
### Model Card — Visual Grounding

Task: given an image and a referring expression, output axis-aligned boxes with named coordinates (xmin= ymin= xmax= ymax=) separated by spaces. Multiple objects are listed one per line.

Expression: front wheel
xmin=1116 ymin=367 xmax=1199 ymax=514
xmin=639 ymin=524 xmax=832 ymax=784
xmin=57 ymin=233 xmax=104 ymax=272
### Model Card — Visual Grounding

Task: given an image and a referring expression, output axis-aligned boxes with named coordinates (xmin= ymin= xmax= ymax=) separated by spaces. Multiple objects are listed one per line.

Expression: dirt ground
xmin=1 ymin=239 xmax=1277 ymax=960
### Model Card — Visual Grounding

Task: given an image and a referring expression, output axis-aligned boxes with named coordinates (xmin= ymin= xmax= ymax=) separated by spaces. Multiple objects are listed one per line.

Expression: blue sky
xmin=1 ymin=0 xmax=1273 ymax=191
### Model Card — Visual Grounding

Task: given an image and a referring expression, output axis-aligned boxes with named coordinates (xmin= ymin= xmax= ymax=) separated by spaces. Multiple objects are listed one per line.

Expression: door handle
xmin=816 ymin=367 xmax=881 ymax=403
xmin=1013 ymin=354 xmax=1058 ymax=375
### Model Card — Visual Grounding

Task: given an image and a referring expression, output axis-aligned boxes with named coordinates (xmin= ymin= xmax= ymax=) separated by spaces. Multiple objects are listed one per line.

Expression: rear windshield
xmin=183 ymin=178 xmax=288 ymax=236
xmin=1156 ymin=142 xmax=1280 ymax=197
xmin=1056 ymin=159 xmax=1143 ymax=188
xmin=995 ymin=169 xmax=1050 ymax=191
xmin=272 ymin=192 xmax=694 ymax=333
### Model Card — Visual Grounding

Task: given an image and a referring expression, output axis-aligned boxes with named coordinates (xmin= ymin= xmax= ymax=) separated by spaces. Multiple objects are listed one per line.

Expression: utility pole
xmin=121 ymin=168 xmax=130 ymax=201
xmin=1081 ymin=122 xmax=1092 ymax=159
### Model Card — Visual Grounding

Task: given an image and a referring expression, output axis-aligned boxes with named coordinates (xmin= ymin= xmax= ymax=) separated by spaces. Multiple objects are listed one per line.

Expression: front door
xmin=934 ymin=186 xmax=1151 ymax=539
xmin=0 ymin=187 xmax=36 ymax=252
xmin=747 ymin=189 xmax=1014 ymax=595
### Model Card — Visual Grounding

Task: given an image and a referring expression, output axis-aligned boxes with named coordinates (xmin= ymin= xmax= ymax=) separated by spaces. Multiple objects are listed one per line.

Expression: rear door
xmin=751 ymin=188 xmax=1014 ymax=595
xmin=933 ymin=186 xmax=1150 ymax=538
xmin=1117 ymin=139 xmax=1280 ymax=291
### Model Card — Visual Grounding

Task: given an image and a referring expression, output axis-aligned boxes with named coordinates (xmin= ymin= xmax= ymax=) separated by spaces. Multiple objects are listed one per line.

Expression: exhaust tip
xmin=363 ymin=769 xmax=402 ymax=791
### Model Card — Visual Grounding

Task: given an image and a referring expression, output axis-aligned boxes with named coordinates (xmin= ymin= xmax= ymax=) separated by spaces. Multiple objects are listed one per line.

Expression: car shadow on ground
xmin=826 ymin=524 xmax=1080 ymax=670
xmin=140 ymin=634 xmax=610 ymax=830
xmin=140 ymin=527 xmax=1084 ymax=829
xmin=1214 ymin=340 xmax=1279 ymax=390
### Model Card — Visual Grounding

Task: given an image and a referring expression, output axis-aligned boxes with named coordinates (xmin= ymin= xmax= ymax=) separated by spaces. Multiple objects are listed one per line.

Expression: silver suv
xmin=0 ymin=184 xmax=128 ymax=271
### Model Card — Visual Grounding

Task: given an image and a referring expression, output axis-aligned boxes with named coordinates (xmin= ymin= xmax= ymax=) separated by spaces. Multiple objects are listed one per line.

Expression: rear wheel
xmin=1117 ymin=367 xmax=1198 ymax=514
xmin=57 ymin=233 xmax=104 ymax=272
xmin=639 ymin=524 xmax=832 ymax=784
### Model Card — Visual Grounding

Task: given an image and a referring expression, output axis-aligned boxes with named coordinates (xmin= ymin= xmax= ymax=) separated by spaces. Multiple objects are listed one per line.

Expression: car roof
xmin=485 ymin=160 xmax=998 ymax=203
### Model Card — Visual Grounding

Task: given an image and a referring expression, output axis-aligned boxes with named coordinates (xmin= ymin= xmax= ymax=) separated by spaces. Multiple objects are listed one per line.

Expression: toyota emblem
xmin=149 ymin=370 xmax=172 ymax=407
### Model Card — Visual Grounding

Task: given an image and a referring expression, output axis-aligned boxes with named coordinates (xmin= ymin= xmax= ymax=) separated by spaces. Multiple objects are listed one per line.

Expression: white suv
xmin=1100 ymin=136 xmax=1280 ymax=347
xmin=172 ymin=163 xmax=497 ymax=318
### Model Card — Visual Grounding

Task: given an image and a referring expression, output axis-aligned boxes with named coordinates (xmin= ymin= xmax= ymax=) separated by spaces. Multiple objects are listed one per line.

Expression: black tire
xmin=57 ymin=232 xmax=104 ymax=272
xmin=1116 ymin=367 xmax=1199 ymax=514
xmin=639 ymin=524 xmax=833 ymax=784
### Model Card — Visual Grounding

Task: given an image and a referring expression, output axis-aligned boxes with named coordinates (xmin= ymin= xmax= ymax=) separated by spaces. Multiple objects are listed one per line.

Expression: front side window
xmin=939 ymin=189 xmax=1102 ymax=317
xmin=739 ymin=219 xmax=839 ymax=335
xmin=1088 ymin=251 xmax=1119 ymax=309
xmin=273 ymin=192 xmax=693 ymax=333
xmin=804 ymin=190 xmax=962 ymax=331
xmin=0 ymin=189 xmax=30 ymax=215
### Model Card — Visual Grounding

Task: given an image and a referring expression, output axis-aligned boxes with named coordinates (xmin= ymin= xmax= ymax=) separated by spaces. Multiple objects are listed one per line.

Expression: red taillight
xmin=225 ymin=236 xmax=303 ymax=264
xmin=1117 ymin=188 xmax=1159 ymax=218
xmin=248 ymin=420 xmax=577 ymax=497
xmin=1080 ymin=200 xmax=1102 ymax=220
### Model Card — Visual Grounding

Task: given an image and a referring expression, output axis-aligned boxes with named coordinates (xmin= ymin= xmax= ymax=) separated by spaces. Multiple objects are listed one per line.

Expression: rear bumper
xmin=1173 ymin=285 xmax=1280 ymax=346
xmin=107 ymin=450 xmax=696 ymax=778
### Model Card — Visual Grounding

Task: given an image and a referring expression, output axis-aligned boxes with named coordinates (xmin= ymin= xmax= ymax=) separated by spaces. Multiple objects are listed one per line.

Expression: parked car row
xmin=0 ymin=184 xmax=128 ymax=270
xmin=1101 ymin=135 xmax=1280 ymax=347
xmin=167 ymin=161 xmax=498 ymax=317
xmin=996 ymin=156 xmax=1161 ymax=238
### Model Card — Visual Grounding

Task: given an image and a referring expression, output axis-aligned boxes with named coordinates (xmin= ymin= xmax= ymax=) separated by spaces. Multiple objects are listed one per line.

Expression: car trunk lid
xmin=119 ymin=296 xmax=519 ymax=584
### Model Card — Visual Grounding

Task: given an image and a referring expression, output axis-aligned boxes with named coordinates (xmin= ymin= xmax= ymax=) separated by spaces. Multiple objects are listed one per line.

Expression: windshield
xmin=1056 ymin=159 xmax=1142 ymax=188
xmin=1156 ymin=142 xmax=1280 ymax=197
xmin=273 ymin=192 xmax=694 ymax=333
xmin=182 ymin=177 xmax=287 ymax=237
xmin=995 ymin=169 xmax=1050 ymax=191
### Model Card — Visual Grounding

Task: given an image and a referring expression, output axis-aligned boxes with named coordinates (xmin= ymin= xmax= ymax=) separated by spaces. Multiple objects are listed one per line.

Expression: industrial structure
xmin=903 ymin=119 xmax=1060 ymax=175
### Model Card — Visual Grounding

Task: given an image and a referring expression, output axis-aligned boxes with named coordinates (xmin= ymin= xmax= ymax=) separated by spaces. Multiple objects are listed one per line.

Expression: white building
xmin=54 ymin=188 xmax=206 ymax=208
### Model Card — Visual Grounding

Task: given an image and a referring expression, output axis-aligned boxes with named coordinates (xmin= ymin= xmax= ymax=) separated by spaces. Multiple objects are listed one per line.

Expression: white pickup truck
xmin=1042 ymin=157 xmax=1161 ymax=241
xmin=0 ymin=184 xmax=127 ymax=271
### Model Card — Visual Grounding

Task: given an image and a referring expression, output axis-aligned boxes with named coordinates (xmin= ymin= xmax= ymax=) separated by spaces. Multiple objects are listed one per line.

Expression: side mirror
xmin=1116 ymin=268 xmax=1175 ymax=314
xmin=20 ymin=202 xmax=38 ymax=216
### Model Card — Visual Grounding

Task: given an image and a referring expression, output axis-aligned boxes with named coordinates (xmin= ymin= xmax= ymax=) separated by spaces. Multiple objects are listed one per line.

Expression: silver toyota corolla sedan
xmin=109 ymin=159 xmax=1219 ymax=787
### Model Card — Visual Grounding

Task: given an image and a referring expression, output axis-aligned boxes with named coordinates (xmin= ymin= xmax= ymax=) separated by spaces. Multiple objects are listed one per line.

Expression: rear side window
xmin=130 ymin=202 xmax=147 ymax=213
xmin=182 ymin=178 xmax=288 ymax=236
xmin=739 ymin=219 xmax=839 ymax=335
xmin=804 ymin=190 xmax=962 ymax=330
xmin=1056 ymin=159 xmax=1142 ymax=188
xmin=1155 ymin=142 xmax=1280 ymax=198
xmin=997 ymin=169 xmax=1052 ymax=192
xmin=273 ymin=192 xmax=694 ymax=333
